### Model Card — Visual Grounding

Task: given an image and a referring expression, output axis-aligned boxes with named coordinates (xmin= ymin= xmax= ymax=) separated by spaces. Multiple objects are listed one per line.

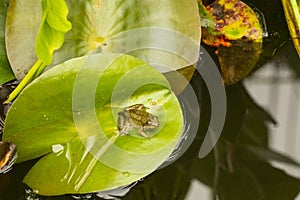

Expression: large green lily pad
xmin=6 ymin=0 xmax=200 ymax=80
xmin=3 ymin=53 xmax=183 ymax=195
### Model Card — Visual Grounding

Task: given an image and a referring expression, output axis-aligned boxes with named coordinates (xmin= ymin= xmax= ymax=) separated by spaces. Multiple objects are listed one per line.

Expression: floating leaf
xmin=3 ymin=53 xmax=183 ymax=195
xmin=201 ymin=0 xmax=262 ymax=45
xmin=199 ymin=0 xmax=263 ymax=85
xmin=5 ymin=0 xmax=41 ymax=80
xmin=6 ymin=0 xmax=200 ymax=80
xmin=0 ymin=0 xmax=14 ymax=85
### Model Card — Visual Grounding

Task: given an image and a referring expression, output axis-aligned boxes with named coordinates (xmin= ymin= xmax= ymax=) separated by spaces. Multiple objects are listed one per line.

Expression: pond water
xmin=1 ymin=0 xmax=300 ymax=199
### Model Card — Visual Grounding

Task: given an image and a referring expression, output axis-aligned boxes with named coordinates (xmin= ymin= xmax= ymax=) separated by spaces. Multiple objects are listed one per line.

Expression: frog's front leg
xmin=118 ymin=112 xmax=131 ymax=136
xmin=119 ymin=126 xmax=131 ymax=136
xmin=137 ymin=127 xmax=149 ymax=138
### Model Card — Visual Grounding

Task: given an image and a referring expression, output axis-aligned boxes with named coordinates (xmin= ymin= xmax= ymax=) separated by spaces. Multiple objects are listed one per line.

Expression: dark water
xmin=1 ymin=0 xmax=300 ymax=199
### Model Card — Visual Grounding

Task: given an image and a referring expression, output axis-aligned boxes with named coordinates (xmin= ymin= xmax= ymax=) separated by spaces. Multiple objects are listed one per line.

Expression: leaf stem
xmin=34 ymin=62 xmax=47 ymax=79
xmin=4 ymin=60 xmax=43 ymax=103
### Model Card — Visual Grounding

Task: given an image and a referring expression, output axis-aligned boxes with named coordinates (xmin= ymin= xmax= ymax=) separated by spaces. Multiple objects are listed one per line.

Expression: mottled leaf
xmin=199 ymin=0 xmax=263 ymax=85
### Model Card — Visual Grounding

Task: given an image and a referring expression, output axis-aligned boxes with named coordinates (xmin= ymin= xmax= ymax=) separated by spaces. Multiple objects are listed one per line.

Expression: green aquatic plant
xmin=5 ymin=0 xmax=72 ymax=102
xmin=3 ymin=53 xmax=184 ymax=195
xmin=2 ymin=0 xmax=201 ymax=195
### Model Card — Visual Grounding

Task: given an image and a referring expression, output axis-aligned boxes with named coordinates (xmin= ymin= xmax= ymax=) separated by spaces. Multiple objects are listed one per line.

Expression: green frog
xmin=118 ymin=104 xmax=159 ymax=138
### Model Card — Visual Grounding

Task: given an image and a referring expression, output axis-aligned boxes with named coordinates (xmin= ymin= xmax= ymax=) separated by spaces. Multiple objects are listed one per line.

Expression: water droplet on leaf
xmin=122 ymin=172 xmax=130 ymax=177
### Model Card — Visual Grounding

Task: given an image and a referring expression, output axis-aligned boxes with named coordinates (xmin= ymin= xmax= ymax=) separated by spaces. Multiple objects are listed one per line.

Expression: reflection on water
xmin=245 ymin=48 xmax=300 ymax=179
xmin=185 ymin=179 xmax=211 ymax=200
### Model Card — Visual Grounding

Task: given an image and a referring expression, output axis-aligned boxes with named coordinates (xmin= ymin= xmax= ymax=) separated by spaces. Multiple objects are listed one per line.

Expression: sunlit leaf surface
xmin=3 ymin=53 xmax=183 ymax=195
xmin=5 ymin=0 xmax=200 ymax=80
xmin=35 ymin=0 xmax=72 ymax=65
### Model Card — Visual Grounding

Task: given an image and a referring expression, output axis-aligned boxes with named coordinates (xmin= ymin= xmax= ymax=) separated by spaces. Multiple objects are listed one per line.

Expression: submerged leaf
xmin=3 ymin=53 xmax=183 ymax=195
xmin=0 ymin=0 xmax=14 ymax=85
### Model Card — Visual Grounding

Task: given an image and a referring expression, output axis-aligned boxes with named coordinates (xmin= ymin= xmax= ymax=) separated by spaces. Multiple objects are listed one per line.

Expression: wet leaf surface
xmin=3 ymin=53 xmax=183 ymax=195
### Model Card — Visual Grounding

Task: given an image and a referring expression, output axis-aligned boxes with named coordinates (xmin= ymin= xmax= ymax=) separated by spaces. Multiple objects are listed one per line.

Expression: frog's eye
xmin=126 ymin=104 xmax=145 ymax=111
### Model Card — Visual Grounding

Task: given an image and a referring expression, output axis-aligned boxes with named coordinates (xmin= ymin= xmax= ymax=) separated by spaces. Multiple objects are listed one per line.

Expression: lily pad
xmin=201 ymin=0 xmax=262 ymax=45
xmin=0 ymin=0 xmax=14 ymax=85
xmin=199 ymin=0 xmax=263 ymax=85
xmin=6 ymin=0 xmax=200 ymax=80
xmin=3 ymin=53 xmax=183 ymax=195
